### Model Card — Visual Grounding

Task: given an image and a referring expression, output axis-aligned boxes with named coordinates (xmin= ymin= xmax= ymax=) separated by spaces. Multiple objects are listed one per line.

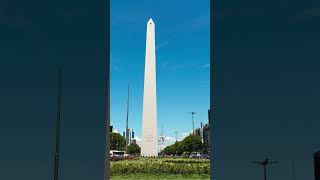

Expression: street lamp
xmin=252 ymin=158 xmax=279 ymax=180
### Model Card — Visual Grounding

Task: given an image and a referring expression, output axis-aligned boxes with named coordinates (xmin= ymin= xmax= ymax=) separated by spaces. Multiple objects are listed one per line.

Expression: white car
xmin=110 ymin=150 xmax=125 ymax=157
xmin=189 ymin=152 xmax=201 ymax=158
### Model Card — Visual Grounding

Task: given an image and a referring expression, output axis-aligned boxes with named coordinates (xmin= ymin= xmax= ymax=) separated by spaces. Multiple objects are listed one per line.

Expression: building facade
xmin=202 ymin=123 xmax=210 ymax=154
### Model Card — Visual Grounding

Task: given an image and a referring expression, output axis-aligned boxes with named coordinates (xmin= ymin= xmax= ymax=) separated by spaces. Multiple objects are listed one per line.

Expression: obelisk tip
xmin=147 ymin=18 xmax=154 ymax=25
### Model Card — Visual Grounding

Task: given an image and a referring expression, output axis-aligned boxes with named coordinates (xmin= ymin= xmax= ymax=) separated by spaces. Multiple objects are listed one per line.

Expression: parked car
xmin=203 ymin=154 xmax=210 ymax=159
xmin=189 ymin=152 xmax=202 ymax=158
xmin=182 ymin=152 xmax=190 ymax=157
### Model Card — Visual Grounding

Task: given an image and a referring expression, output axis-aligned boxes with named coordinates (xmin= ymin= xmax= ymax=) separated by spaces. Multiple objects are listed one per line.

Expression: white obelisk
xmin=141 ymin=18 xmax=158 ymax=157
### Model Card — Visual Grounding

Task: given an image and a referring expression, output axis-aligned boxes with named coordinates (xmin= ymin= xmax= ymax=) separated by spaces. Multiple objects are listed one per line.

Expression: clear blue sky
xmin=110 ymin=0 xmax=210 ymax=146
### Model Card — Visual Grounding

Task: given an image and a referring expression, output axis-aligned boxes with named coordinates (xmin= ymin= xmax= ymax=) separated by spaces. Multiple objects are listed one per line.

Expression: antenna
xmin=53 ymin=67 xmax=62 ymax=180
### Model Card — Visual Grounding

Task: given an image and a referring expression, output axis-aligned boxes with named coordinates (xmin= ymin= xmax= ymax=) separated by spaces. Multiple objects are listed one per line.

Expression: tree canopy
xmin=110 ymin=132 xmax=126 ymax=151
xmin=127 ymin=143 xmax=141 ymax=155
xmin=163 ymin=134 xmax=203 ymax=155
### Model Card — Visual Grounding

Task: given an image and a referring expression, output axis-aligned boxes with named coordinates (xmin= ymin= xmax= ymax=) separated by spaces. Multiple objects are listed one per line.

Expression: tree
xmin=180 ymin=134 xmax=203 ymax=153
xmin=127 ymin=143 xmax=141 ymax=155
xmin=110 ymin=132 xmax=126 ymax=151
xmin=164 ymin=142 xmax=179 ymax=155
xmin=163 ymin=134 xmax=203 ymax=155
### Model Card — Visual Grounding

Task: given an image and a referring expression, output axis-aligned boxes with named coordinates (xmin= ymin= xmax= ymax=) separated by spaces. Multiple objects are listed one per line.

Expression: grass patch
xmin=111 ymin=173 xmax=210 ymax=180
xmin=111 ymin=157 xmax=210 ymax=176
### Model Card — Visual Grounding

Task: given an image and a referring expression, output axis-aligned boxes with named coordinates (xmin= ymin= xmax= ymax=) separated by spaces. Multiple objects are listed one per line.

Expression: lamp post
xmin=252 ymin=158 xmax=279 ymax=180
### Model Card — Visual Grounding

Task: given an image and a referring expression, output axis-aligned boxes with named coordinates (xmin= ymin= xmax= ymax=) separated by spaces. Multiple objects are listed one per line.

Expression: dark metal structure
xmin=252 ymin=158 xmax=279 ymax=180
xmin=53 ymin=68 xmax=62 ymax=180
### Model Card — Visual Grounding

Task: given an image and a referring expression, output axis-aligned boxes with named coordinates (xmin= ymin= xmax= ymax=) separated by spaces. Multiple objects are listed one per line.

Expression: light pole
xmin=174 ymin=131 xmax=178 ymax=143
xmin=53 ymin=67 xmax=62 ymax=180
xmin=188 ymin=112 xmax=196 ymax=153
xmin=125 ymin=84 xmax=130 ymax=154
xmin=252 ymin=158 xmax=279 ymax=180
xmin=188 ymin=112 xmax=196 ymax=135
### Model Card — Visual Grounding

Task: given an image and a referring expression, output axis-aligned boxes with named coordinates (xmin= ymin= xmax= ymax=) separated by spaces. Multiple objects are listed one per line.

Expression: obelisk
xmin=141 ymin=18 xmax=158 ymax=157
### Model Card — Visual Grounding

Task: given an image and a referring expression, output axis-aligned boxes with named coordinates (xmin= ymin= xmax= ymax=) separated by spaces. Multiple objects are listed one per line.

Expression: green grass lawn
xmin=111 ymin=173 xmax=210 ymax=180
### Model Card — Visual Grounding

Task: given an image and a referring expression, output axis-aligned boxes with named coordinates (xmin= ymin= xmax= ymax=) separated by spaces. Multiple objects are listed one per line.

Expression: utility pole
xmin=173 ymin=130 xmax=178 ymax=156
xmin=188 ymin=112 xmax=196 ymax=153
xmin=125 ymin=84 xmax=130 ymax=154
xmin=174 ymin=130 xmax=178 ymax=142
xmin=200 ymin=122 xmax=203 ymax=140
xmin=200 ymin=122 xmax=203 ymax=154
xmin=189 ymin=112 xmax=196 ymax=135
xmin=53 ymin=67 xmax=62 ymax=180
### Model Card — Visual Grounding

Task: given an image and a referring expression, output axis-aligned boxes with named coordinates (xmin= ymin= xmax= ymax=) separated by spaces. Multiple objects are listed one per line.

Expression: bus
xmin=110 ymin=150 xmax=125 ymax=157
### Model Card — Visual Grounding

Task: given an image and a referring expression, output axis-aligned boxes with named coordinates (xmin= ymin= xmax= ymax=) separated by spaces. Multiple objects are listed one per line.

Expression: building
xmin=315 ymin=151 xmax=320 ymax=180
xmin=193 ymin=122 xmax=210 ymax=154
xmin=195 ymin=128 xmax=201 ymax=137
xmin=202 ymin=123 xmax=210 ymax=154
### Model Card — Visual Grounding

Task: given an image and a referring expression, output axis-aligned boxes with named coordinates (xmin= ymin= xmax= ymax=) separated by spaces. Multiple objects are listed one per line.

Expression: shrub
xmin=110 ymin=156 xmax=134 ymax=161
xmin=110 ymin=158 xmax=210 ymax=175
